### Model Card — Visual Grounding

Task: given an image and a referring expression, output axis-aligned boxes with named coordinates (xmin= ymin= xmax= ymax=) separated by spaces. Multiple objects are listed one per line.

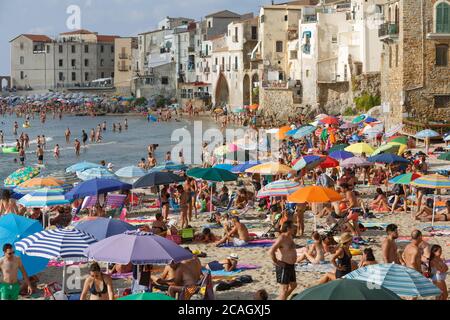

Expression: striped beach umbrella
xmin=389 ymin=173 xmax=421 ymax=185
xmin=291 ymin=125 xmax=316 ymax=139
xmin=345 ymin=264 xmax=442 ymax=297
xmin=292 ymin=156 xmax=325 ymax=171
xmin=17 ymin=188 xmax=71 ymax=208
xmin=411 ymin=174 xmax=450 ymax=189
xmin=257 ymin=180 xmax=300 ymax=198
xmin=76 ymin=167 xmax=117 ymax=181
xmin=385 ymin=124 xmax=404 ymax=138
xmin=4 ymin=167 xmax=41 ymax=187
xmin=14 ymin=177 xmax=71 ymax=195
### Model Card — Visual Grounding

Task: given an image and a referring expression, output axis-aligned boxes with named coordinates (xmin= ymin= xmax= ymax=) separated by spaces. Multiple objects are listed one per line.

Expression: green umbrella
xmin=371 ymin=144 xmax=401 ymax=156
xmin=438 ymin=152 xmax=450 ymax=161
xmin=187 ymin=168 xmax=238 ymax=182
xmin=4 ymin=167 xmax=41 ymax=187
xmin=118 ymin=292 xmax=175 ymax=300
xmin=389 ymin=173 xmax=421 ymax=185
xmin=352 ymin=115 xmax=367 ymax=124
xmin=292 ymin=279 xmax=401 ymax=300
xmin=388 ymin=136 xmax=408 ymax=145
xmin=328 ymin=144 xmax=349 ymax=153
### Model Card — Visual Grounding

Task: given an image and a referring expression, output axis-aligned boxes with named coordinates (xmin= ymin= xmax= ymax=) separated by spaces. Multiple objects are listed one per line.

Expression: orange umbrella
xmin=276 ymin=126 xmax=292 ymax=140
xmin=287 ymin=186 xmax=343 ymax=204
xmin=19 ymin=177 xmax=65 ymax=188
xmin=248 ymin=104 xmax=259 ymax=111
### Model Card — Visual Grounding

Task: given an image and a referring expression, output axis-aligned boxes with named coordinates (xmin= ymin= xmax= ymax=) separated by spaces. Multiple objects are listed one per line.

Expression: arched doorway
xmin=215 ymin=73 xmax=229 ymax=107
xmin=0 ymin=77 xmax=11 ymax=92
xmin=251 ymin=73 xmax=259 ymax=104
xmin=243 ymin=74 xmax=251 ymax=106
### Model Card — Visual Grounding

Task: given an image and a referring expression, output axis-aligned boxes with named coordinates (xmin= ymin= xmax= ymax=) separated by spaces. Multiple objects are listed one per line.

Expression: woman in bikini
xmin=80 ymin=262 xmax=114 ymax=300
xmin=296 ymin=232 xmax=325 ymax=265
xmin=370 ymin=188 xmax=390 ymax=212
xmin=428 ymin=245 xmax=448 ymax=300
xmin=0 ymin=190 xmax=19 ymax=215
xmin=160 ymin=185 xmax=170 ymax=221
xmin=318 ymin=232 xmax=353 ymax=284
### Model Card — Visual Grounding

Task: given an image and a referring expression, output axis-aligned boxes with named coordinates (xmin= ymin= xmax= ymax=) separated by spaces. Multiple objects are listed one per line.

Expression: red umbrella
xmin=320 ymin=116 xmax=339 ymax=125
xmin=319 ymin=156 xmax=339 ymax=169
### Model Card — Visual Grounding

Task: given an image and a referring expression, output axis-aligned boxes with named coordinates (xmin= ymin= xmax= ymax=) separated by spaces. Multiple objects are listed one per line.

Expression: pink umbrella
xmin=341 ymin=157 xmax=372 ymax=168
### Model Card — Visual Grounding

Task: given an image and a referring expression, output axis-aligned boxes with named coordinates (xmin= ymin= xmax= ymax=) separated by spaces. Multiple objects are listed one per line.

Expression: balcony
xmin=119 ymin=53 xmax=128 ymax=59
xmin=379 ymin=23 xmax=399 ymax=41
xmin=118 ymin=64 xmax=130 ymax=72
xmin=226 ymin=64 xmax=231 ymax=72
xmin=188 ymin=46 xmax=195 ymax=53
xmin=204 ymin=67 xmax=210 ymax=73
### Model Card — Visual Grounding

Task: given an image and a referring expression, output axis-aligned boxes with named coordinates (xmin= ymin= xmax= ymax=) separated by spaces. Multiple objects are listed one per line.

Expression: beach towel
xmin=219 ymin=239 xmax=275 ymax=248
xmin=47 ymin=261 xmax=84 ymax=268
xmin=396 ymin=236 xmax=432 ymax=243
xmin=295 ymin=262 xmax=335 ymax=273
xmin=429 ymin=230 xmax=450 ymax=236
xmin=359 ymin=222 xmax=389 ymax=229
xmin=422 ymin=225 xmax=450 ymax=231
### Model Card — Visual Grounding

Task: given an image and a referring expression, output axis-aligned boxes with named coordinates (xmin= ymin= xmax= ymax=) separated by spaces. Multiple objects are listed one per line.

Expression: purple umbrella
xmin=84 ymin=231 xmax=193 ymax=265
xmin=74 ymin=217 xmax=137 ymax=241
xmin=341 ymin=157 xmax=372 ymax=168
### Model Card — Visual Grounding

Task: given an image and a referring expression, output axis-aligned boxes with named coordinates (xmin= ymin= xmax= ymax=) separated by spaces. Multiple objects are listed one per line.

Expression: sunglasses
xmin=6 ymin=251 xmax=15 ymax=255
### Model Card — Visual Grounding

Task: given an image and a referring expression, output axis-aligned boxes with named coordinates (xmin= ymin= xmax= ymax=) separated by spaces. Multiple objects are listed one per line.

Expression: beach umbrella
xmin=74 ymin=217 xmax=136 ymax=241
xmin=444 ymin=135 xmax=450 ymax=142
xmin=4 ymin=167 xmax=41 ymax=187
xmin=213 ymin=164 xmax=234 ymax=171
xmin=292 ymin=156 xmax=325 ymax=171
xmin=76 ymin=168 xmax=117 ymax=181
xmin=389 ymin=173 xmax=421 ymax=185
xmin=352 ymin=114 xmax=368 ymax=124
xmin=18 ymin=177 xmax=65 ymax=189
xmin=84 ymin=231 xmax=193 ymax=265
xmin=328 ymin=144 xmax=349 ymax=153
xmin=437 ymin=152 xmax=450 ymax=161
xmin=371 ymin=144 xmax=401 ymax=157
xmin=320 ymin=116 xmax=339 ymax=125
xmin=345 ymin=264 xmax=442 ymax=297
xmin=118 ymin=292 xmax=175 ymax=300
xmin=415 ymin=129 xmax=440 ymax=139
xmin=293 ymin=279 xmax=400 ymax=300
xmin=385 ymin=124 xmax=404 ymax=138
xmin=133 ymin=172 xmax=185 ymax=189
xmin=65 ymin=178 xmax=132 ymax=201
xmin=368 ymin=154 xmax=409 ymax=164
xmin=115 ymin=166 xmax=147 ymax=179
xmin=329 ymin=151 xmax=354 ymax=161
xmin=345 ymin=143 xmax=375 ymax=155
xmin=150 ymin=161 xmax=188 ymax=172
xmin=16 ymin=228 xmax=96 ymax=294
xmin=364 ymin=116 xmax=378 ymax=123
xmin=245 ymin=162 xmax=294 ymax=175
xmin=340 ymin=157 xmax=372 ymax=168
xmin=291 ymin=126 xmax=316 ymax=139
xmin=0 ymin=214 xmax=49 ymax=279
xmin=388 ymin=136 xmax=408 ymax=145
xmin=187 ymin=168 xmax=237 ymax=182
xmin=257 ymin=180 xmax=300 ymax=198
xmin=287 ymin=186 xmax=343 ymax=204
xmin=319 ymin=156 xmax=340 ymax=169
xmin=18 ymin=188 xmax=71 ymax=208
xmin=276 ymin=126 xmax=292 ymax=140
xmin=231 ymin=161 xmax=261 ymax=173
xmin=222 ymin=150 xmax=258 ymax=162
xmin=66 ymin=162 xmax=103 ymax=174
xmin=340 ymin=122 xmax=358 ymax=129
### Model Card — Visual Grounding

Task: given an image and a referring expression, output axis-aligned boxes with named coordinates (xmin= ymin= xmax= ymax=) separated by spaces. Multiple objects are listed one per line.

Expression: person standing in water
xmin=124 ymin=119 xmax=128 ymax=130
xmin=18 ymin=147 xmax=26 ymax=166
xmin=53 ymin=144 xmax=60 ymax=159
xmin=65 ymin=128 xmax=71 ymax=144
xmin=74 ymin=139 xmax=81 ymax=157
xmin=0 ymin=130 xmax=3 ymax=145
xmin=82 ymin=130 xmax=88 ymax=147
xmin=36 ymin=145 xmax=44 ymax=165
xmin=13 ymin=122 xmax=18 ymax=135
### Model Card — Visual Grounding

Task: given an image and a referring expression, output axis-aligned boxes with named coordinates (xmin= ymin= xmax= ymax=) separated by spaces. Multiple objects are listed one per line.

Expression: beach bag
xmin=215 ymin=281 xmax=232 ymax=291
xmin=181 ymin=228 xmax=195 ymax=242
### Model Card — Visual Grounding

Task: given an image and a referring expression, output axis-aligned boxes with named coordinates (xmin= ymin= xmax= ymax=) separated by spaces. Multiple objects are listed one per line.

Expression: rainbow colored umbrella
xmin=257 ymin=180 xmax=300 ymax=198
xmin=389 ymin=173 xmax=421 ymax=185
xmin=411 ymin=174 xmax=450 ymax=189
xmin=4 ymin=167 xmax=41 ymax=187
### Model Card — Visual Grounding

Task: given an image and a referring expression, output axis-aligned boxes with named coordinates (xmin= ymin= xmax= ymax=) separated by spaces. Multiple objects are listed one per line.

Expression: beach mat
xmin=295 ymin=262 xmax=335 ymax=274
xmin=219 ymin=239 xmax=275 ymax=248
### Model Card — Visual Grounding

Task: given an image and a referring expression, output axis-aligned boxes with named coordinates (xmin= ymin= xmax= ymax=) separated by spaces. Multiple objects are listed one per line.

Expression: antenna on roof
xmin=271 ymin=0 xmax=275 ymax=4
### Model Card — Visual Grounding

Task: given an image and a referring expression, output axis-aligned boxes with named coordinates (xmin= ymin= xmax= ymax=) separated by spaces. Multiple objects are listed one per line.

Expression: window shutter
xmin=436 ymin=3 xmax=450 ymax=33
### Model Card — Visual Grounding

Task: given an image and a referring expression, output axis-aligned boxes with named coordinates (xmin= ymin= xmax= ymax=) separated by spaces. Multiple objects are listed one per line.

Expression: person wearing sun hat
xmin=318 ymin=232 xmax=354 ymax=284
xmin=206 ymin=253 xmax=239 ymax=272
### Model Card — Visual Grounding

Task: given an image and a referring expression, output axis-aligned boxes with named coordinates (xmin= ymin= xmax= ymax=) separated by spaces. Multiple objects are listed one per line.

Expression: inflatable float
xmin=2 ymin=147 xmax=18 ymax=154
xmin=23 ymin=124 xmax=31 ymax=128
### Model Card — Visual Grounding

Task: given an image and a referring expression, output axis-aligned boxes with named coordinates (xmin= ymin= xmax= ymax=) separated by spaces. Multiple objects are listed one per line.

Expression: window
xmin=59 ymin=72 xmax=64 ymax=81
xmin=306 ymin=70 xmax=310 ymax=77
xmin=284 ymin=15 xmax=288 ymax=21
xmin=395 ymin=45 xmax=399 ymax=67
xmin=101 ymin=72 xmax=105 ymax=78
xmin=234 ymin=56 xmax=238 ymax=70
xmin=46 ymin=45 xmax=50 ymax=53
xmin=101 ymin=45 xmax=104 ymax=53
xmin=85 ymin=72 xmax=89 ymax=81
xmin=161 ymin=76 xmax=169 ymax=85
xmin=251 ymin=26 xmax=258 ymax=40
xmin=290 ymin=50 xmax=298 ymax=59
xmin=208 ymin=21 xmax=212 ymax=28
xmin=436 ymin=2 xmax=450 ymax=33
xmin=111 ymin=72 xmax=114 ymax=78
xmin=71 ymin=45 xmax=76 ymax=53
xmin=71 ymin=72 xmax=76 ymax=81
xmin=276 ymin=41 xmax=283 ymax=53
xmin=389 ymin=46 xmax=392 ymax=68
xmin=59 ymin=45 xmax=63 ymax=53
xmin=332 ymin=34 xmax=338 ymax=44
xmin=100 ymin=59 xmax=104 ymax=67
xmin=180 ymin=63 xmax=183 ymax=71
xmin=261 ymin=15 xmax=265 ymax=23
xmin=20 ymin=56 xmax=24 ymax=65
xmin=434 ymin=95 xmax=450 ymax=108
xmin=85 ymin=45 xmax=89 ymax=53
xmin=20 ymin=71 xmax=24 ymax=80
xmin=71 ymin=59 xmax=76 ymax=67
xmin=84 ymin=59 xmax=89 ymax=67
xmin=111 ymin=46 xmax=114 ymax=53
xmin=59 ymin=59 xmax=63 ymax=67
xmin=436 ymin=44 xmax=448 ymax=66
xmin=20 ymin=43 xmax=24 ymax=50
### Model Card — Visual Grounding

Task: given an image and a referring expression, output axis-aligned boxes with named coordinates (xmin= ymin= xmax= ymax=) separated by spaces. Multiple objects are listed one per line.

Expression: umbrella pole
xmin=210 ymin=185 xmax=213 ymax=213
xmin=431 ymin=193 xmax=437 ymax=229
xmin=62 ymin=263 xmax=67 ymax=295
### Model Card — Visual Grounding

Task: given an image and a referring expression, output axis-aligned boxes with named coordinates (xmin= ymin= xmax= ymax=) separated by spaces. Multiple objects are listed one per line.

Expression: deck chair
xmin=216 ymin=193 xmax=237 ymax=213
xmin=178 ymin=271 xmax=215 ymax=301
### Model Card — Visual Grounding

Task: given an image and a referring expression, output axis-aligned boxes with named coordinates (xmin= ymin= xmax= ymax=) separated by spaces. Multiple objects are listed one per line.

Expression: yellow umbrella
xmin=245 ymin=162 xmax=294 ymax=175
xmin=19 ymin=177 xmax=65 ymax=188
xmin=345 ymin=143 xmax=375 ymax=155
xmin=387 ymin=142 xmax=408 ymax=155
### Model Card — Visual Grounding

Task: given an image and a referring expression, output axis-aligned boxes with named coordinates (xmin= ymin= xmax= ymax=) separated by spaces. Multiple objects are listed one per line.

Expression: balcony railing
xmin=119 ymin=53 xmax=128 ymax=59
xmin=204 ymin=67 xmax=210 ymax=73
xmin=118 ymin=65 xmax=130 ymax=72
xmin=379 ymin=23 xmax=399 ymax=40
xmin=226 ymin=64 xmax=231 ymax=71
xmin=262 ymin=81 xmax=288 ymax=89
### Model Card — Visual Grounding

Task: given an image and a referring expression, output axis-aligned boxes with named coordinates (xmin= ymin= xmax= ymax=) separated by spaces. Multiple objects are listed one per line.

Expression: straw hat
xmin=335 ymin=233 xmax=353 ymax=245
xmin=228 ymin=253 xmax=239 ymax=261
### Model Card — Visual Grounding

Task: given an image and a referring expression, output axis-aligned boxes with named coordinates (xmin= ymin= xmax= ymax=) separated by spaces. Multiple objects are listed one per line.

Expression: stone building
xmin=10 ymin=30 xmax=118 ymax=90
xmin=380 ymin=0 xmax=450 ymax=131
xmin=114 ymin=37 xmax=139 ymax=96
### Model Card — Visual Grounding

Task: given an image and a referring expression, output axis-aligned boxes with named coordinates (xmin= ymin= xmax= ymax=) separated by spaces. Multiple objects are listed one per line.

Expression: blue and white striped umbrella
xmin=17 ymin=188 xmax=71 ymax=208
xmin=257 ymin=180 xmax=300 ymax=198
xmin=344 ymin=264 xmax=442 ymax=297
xmin=115 ymin=166 xmax=147 ymax=179
xmin=76 ymin=167 xmax=117 ymax=181
xmin=66 ymin=161 xmax=103 ymax=174
xmin=16 ymin=228 xmax=97 ymax=261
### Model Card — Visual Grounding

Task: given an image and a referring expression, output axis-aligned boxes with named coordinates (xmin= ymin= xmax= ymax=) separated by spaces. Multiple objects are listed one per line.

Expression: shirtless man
xmin=402 ymin=230 xmax=423 ymax=272
xmin=269 ymin=221 xmax=298 ymax=300
xmin=0 ymin=244 xmax=32 ymax=300
xmin=178 ymin=185 xmax=189 ymax=229
xmin=36 ymin=145 xmax=44 ymax=165
xmin=215 ymin=216 xmax=251 ymax=247
xmin=167 ymin=262 xmax=198 ymax=299
xmin=382 ymin=224 xmax=400 ymax=264
xmin=65 ymin=128 xmax=71 ymax=144
xmin=74 ymin=139 xmax=81 ymax=157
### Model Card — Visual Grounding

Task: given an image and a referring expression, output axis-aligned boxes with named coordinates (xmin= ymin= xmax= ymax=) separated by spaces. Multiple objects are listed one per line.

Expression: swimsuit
xmin=89 ymin=277 xmax=108 ymax=297
xmin=276 ymin=263 xmax=296 ymax=285
xmin=335 ymin=249 xmax=352 ymax=279
xmin=431 ymin=267 xmax=447 ymax=282
xmin=0 ymin=283 xmax=20 ymax=300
